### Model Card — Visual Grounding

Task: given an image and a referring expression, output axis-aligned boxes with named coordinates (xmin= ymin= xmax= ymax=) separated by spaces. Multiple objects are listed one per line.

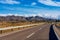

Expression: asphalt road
xmin=0 ymin=24 xmax=58 ymax=40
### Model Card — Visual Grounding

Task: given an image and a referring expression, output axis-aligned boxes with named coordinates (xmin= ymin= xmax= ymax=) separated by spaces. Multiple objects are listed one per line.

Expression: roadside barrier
xmin=53 ymin=25 xmax=60 ymax=40
xmin=0 ymin=23 xmax=44 ymax=34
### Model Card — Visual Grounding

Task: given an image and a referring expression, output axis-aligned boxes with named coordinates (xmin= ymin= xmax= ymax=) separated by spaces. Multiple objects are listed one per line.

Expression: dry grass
xmin=0 ymin=21 xmax=45 ymax=34
xmin=0 ymin=21 xmax=41 ymax=28
xmin=0 ymin=24 xmax=42 ymax=34
xmin=55 ymin=22 xmax=60 ymax=27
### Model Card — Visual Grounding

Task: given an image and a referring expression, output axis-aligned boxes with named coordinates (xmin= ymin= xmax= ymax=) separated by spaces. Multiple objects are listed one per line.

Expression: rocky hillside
xmin=0 ymin=15 xmax=58 ymax=22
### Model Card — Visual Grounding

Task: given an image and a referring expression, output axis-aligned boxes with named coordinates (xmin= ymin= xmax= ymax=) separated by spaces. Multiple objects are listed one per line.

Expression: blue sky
xmin=0 ymin=0 xmax=60 ymax=19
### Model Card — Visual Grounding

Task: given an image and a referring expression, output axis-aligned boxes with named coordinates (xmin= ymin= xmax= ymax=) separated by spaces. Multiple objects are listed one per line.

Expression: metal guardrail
xmin=0 ymin=24 xmax=40 ymax=30
xmin=0 ymin=23 xmax=44 ymax=34
xmin=53 ymin=25 xmax=60 ymax=40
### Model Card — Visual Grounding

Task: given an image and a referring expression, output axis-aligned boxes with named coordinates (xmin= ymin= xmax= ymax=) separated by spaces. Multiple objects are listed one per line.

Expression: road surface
xmin=0 ymin=24 xmax=58 ymax=40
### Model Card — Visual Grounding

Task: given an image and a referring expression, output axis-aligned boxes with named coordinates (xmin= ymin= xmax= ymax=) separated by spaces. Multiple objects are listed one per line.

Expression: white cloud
xmin=24 ymin=14 xmax=36 ymax=17
xmin=24 ymin=13 xmax=59 ymax=19
xmin=31 ymin=2 xmax=36 ymax=6
xmin=0 ymin=13 xmax=20 ymax=16
xmin=44 ymin=14 xmax=59 ymax=19
xmin=38 ymin=0 xmax=60 ymax=7
xmin=36 ymin=14 xmax=43 ymax=17
xmin=0 ymin=14 xmax=7 ymax=16
xmin=0 ymin=0 xmax=20 ymax=4
xmin=0 ymin=13 xmax=59 ymax=19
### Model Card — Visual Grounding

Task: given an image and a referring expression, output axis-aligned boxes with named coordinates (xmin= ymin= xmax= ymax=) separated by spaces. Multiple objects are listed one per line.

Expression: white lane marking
xmin=27 ymin=32 xmax=35 ymax=38
xmin=26 ymin=25 xmax=47 ymax=38
xmin=27 ymin=28 xmax=42 ymax=38
xmin=26 ymin=26 xmax=46 ymax=38
xmin=39 ymin=28 xmax=42 ymax=30
xmin=39 ymin=25 xmax=47 ymax=30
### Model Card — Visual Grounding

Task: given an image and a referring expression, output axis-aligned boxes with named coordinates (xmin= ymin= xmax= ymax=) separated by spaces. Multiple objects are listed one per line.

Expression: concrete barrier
xmin=53 ymin=25 xmax=60 ymax=40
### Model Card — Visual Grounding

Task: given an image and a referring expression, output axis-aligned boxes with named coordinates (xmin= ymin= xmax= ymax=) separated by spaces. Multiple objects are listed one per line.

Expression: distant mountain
xmin=0 ymin=15 xmax=58 ymax=22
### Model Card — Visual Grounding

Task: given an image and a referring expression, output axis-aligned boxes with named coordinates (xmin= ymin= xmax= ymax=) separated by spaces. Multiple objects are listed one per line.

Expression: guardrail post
xmin=11 ymin=29 xmax=13 ymax=31
xmin=0 ymin=30 xmax=2 ymax=34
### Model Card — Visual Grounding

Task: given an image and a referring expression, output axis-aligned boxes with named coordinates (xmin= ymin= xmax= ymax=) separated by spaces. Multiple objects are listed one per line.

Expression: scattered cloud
xmin=0 ymin=13 xmax=22 ymax=16
xmin=0 ymin=13 xmax=59 ymax=19
xmin=0 ymin=14 xmax=7 ymax=16
xmin=38 ymin=0 xmax=60 ymax=7
xmin=44 ymin=13 xmax=59 ymax=19
xmin=31 ymin=2 xmax=36 ymax=6
xmin=0 ymin=0 xmax=20 ymax=4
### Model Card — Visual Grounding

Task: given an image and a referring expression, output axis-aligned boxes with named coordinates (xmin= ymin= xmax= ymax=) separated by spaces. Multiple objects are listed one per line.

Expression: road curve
xmin=26 ymin=24 xmax=50 ymax=40
xmin=49 ymin=25 xmax=58 ymax=40
xmin=0 ymin=24 xmax=58 ymax=40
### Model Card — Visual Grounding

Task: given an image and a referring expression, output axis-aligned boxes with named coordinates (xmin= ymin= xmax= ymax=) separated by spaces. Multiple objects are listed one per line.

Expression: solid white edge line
xmin=54 ymin=31 xmax=60 ymax=40
xmin=53 ymin=26 xmax=60 ymax=40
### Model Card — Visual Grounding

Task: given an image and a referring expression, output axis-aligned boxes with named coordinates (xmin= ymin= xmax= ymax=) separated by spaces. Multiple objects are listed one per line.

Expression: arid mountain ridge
xmin=0 ymin=15 xmax=58 ymax=22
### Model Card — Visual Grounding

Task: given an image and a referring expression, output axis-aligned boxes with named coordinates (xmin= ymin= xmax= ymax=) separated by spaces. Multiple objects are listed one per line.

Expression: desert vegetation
xmin=0 ymin=15 xmax=59 ymax=34
xmin=0 ymin=15 xmax=50 ymax=28
xmin=55 ymin=22 xmax=60 ymax=27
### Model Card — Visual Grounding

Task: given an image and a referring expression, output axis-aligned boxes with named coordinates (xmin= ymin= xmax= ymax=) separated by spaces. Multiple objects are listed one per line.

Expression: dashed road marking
xmin=39 ymin=28 xmax=42 ymax=30
xmin=27 ymin=32 xmax=35 ymax=38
